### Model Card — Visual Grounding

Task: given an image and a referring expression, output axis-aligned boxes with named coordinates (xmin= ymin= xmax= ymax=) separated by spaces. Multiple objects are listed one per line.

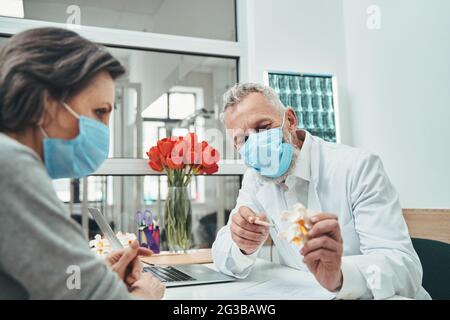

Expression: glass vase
xmin=164 ymin=186 xmax=192 ymax=253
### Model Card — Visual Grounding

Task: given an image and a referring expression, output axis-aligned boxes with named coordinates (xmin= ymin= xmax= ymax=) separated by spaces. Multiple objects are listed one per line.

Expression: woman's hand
xmin=105 ymin=240 xmax=153 ymax=286
xmin=130 ymin=273 xmax=166 ymax=300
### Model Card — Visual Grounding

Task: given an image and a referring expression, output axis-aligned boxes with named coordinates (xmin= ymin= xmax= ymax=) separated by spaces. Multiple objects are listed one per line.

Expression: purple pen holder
xmin=139 ymin=227 xmax=160 ymax=254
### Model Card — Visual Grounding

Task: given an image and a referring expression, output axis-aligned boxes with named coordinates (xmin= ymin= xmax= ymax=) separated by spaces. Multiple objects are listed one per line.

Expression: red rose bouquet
xmin=147 ymin=132 xmax=219 ymax=185
xmin=146 ymin=133 xmax=220 ymax=251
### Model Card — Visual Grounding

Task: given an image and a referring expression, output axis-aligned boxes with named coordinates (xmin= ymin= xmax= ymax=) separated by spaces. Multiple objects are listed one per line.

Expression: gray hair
xmin=0 ymin=27 xmax=125 ymax=133
xmin=221 ymin=83 xmax=286 ymax=123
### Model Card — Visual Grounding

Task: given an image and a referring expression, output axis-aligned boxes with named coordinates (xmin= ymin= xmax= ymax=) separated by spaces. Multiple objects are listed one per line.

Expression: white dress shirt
xmin=212 ymin=131 xmax=431 ymax=300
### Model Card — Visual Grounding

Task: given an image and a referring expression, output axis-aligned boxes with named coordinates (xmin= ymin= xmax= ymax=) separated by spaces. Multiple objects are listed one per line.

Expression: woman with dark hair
xmin=0 ymin=27 xmax=165 ymax=299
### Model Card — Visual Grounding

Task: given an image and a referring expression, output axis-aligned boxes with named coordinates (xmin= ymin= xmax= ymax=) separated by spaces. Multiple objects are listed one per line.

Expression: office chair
xmin=411 ymin=238 xmax=450 ymax=300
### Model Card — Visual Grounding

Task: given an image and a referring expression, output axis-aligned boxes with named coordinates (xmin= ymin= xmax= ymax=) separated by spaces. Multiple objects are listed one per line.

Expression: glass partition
xmin=0 ymin=36 xmax=242 ymax=248
xmin=0 ymin=38 xmax=239 ymax=160
xmin=108 ymin=46 xmax=238 ymax=160
xmin=74 ymin=175 xmax=241 ymax=249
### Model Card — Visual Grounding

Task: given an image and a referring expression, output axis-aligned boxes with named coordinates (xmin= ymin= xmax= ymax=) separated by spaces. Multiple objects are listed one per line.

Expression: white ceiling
xmin=27 ymin=0 xmax=164 ymax=15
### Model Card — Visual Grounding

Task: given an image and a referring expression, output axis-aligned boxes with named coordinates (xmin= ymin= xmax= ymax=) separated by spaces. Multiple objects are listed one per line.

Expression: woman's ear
xmin=38 ymin=90 xmax=57 ymax=126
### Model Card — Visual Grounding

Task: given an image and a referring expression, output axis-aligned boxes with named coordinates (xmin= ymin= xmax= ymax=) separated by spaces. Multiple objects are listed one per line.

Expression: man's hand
xmin=230 ymin=206 xmax=270 ymax=255
xmin=300 ymin=213 xmax=343 ymax=292
xmin=130 ymin=273 xmax=166 ymax=300
xmin=105 ymin=240 xmax=153 ymax=286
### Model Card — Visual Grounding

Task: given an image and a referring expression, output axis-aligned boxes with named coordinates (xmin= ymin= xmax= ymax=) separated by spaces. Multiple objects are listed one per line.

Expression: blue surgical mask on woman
xmin=239 ymin=112 xmax=294 ymax=178
xmin=39 ymin=102 xmax=109 ymax=179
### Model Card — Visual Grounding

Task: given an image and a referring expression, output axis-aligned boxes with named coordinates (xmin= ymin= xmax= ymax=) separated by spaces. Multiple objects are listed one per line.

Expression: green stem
xmin=184 ymin=166 xmax=193 ymax=187
xmin=164 ymin=185 xmax=192 ymax=252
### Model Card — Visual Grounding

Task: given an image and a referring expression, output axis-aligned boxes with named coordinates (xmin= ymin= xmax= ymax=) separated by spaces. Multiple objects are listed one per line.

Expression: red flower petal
xmin=202 ymin=146 xmax=220 ymax=167
xmin=148 ymin=160 xmax=163 ymax=172
xmin=201 ymin=163 xmax=219 ymax=174
xmin=157 ymin=138 xmax=174 ymax=157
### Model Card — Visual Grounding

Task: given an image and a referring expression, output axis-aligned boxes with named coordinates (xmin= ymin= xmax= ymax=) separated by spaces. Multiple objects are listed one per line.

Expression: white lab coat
xmin=212 ymin=132 xmax=430 ymax=300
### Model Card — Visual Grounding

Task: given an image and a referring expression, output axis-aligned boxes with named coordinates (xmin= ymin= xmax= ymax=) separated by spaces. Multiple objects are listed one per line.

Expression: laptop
xmin=88 ymin=207 xmax=235 ymax=287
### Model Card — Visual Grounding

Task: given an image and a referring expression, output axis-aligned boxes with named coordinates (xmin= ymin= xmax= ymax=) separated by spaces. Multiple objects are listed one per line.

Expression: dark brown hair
xmin=0 ymin=27 xmax=126 ymax=132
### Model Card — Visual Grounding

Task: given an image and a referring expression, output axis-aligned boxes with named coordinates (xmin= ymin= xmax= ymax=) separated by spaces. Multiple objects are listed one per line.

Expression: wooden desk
xmin=140 ymin=249 xmax=212 ymax=265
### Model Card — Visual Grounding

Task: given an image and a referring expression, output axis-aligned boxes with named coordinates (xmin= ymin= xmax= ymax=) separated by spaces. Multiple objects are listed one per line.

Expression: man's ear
xmin=286 ymin=108 xmax=298 ymax=130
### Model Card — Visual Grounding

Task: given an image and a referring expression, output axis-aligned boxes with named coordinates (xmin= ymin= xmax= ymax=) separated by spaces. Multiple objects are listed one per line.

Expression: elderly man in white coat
xmin=212 ymin=83 xmax=430 ymax=300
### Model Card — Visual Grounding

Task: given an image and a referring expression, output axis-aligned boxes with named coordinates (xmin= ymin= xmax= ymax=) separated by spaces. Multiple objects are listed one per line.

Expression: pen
xmin=249 ymin=216 xmax=275 ymax=228
xmin=254 ymin=219 xmax=275 ymax=227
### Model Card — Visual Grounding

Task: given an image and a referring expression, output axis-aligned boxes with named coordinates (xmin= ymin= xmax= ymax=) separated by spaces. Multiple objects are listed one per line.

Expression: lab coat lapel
xmin=308 ymin=183 xmax=322 ymax=213
xmin=307 ymin=137 xmax=322 ymax=213
xmin=256 ymin=182 xmax=287 ymax=221
xmin=256 ymin=181 xmax=306 ymax=270
xmin=255 ymin=137 xmax=324 ymax=220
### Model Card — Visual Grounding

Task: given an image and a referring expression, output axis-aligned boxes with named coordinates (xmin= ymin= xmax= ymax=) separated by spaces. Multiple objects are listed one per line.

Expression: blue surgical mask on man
xmin=39 ymin=102 xmax=110 ymax=179
xmin=239 ymin=112 xmax=294 ymax=178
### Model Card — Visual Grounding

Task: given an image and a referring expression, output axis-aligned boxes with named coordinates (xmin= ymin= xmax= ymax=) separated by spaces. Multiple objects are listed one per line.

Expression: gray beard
xmin=259 ymin=146 xmax=300 ymax=185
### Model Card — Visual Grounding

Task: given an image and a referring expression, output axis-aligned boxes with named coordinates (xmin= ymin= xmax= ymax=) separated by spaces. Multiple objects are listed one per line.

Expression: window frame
xmin=0 ymin=0 xmax=249 ymax=175
xmin=0 ymin=0 xmax=251 ymax=235
xmin=142 ymin=91 xmax=197 ymax=121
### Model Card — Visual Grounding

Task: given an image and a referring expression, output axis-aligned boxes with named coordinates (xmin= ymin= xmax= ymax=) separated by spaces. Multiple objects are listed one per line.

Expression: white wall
xmin=342 ymin=0 xmax=450 ymax=208
xmin=246 ymin=0 xmax=353 ymax=145
xmin=248 ymin=0 xmax=450 ymax=208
